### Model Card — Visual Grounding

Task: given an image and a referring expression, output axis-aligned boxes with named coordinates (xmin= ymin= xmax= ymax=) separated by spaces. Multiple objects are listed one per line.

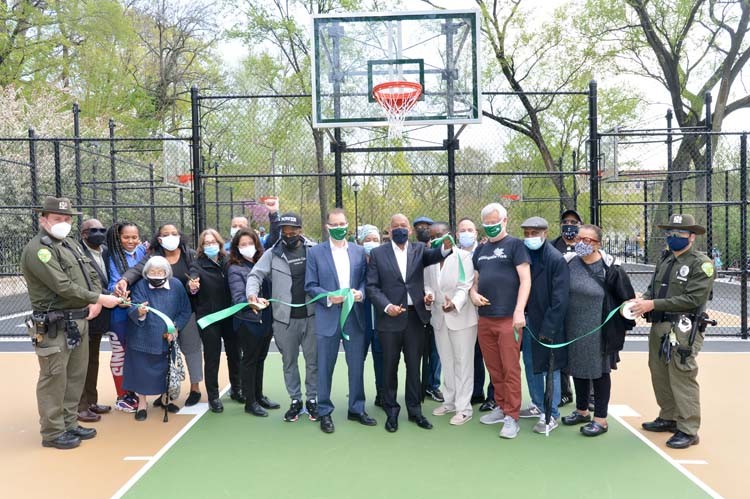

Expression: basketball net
xmin=373 ymin=81 xmax=422 ymax=139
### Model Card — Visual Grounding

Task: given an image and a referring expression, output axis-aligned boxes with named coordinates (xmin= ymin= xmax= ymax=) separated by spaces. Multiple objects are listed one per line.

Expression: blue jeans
xmin=426 ymin=327 xmax=441 ymax=391
xmin=522 ymin=330 xmax=560 ymax=419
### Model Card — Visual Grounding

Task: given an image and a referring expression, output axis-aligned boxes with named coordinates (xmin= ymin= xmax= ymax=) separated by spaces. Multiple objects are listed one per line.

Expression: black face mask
xmin=282 ymin=234 xmax=301 ymax=248
xmin=147 ymin=277 xmax=167 ymax=288
xmin=86 ymin=233 xmax=106 ymax=247
xmin=561 ymin=224 xmax=579 ymax=240
xmin=416 ymin=228 xmax=431 ymax=243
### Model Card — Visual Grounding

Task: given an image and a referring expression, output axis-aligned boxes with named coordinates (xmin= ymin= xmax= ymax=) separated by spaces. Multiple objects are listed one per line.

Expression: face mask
xmin=160 ymin=235 xmax=180 ymax=251
xmin=328 ymin=225 xmax=348 ymax=241
xmin=561 ymin=224 xmax=579 ymax=240
xmin=204 ymin=244 xmax=220 ymax=258
xmin=147 ymin=276 xmax=167 ymax=288
xmin=458 ymin=232 xmax=476 ymax=249
xmin=239 ymin=245 xmax=257 ymax=260
xmin=86 ymin=233 xmax=106 ymax=247
xmin=483 ymin=223 xmax=502 ymax=238
xmin=416 ymin=228 xmax=431 ymax=243
xmin=524 ymin=237 xmax=545 ymax=251
xmin=363 ymin=241 xmax=379 ymax=255
xmin=230 ymin=227 xmax=240 ymax=238
xmin=49 ymin=222 xmax=72 ymax=240
xmin=574 ymin=241 xmax=594 ymax=257
xmin=667 ymin=235 xmax=690 ymax=252
xmin=391 ymin=227 xmax=409 ymax=245
xmin=124 ymin=248 xmax=138 ymax=256
xmin=282 ymin=234 xmax=301 ymax=248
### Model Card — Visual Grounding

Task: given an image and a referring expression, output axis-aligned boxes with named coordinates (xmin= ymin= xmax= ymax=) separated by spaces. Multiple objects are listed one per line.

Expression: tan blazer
xmin=424 ymin=248 xmax=477 ymax=332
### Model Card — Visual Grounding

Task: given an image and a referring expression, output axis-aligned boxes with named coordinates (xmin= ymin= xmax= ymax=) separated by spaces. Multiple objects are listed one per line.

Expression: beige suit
xmin=424 ymin=248 xmax=477 ymax=415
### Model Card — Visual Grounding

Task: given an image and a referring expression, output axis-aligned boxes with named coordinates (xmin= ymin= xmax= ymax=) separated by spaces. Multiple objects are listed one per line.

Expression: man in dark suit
xmin=305 ymin=208 xmax=376 ymax=434
xmin=77 ymin=219 xmax=112 ymax=422
xmin=366 ymin=213 xmax=451 ymax=432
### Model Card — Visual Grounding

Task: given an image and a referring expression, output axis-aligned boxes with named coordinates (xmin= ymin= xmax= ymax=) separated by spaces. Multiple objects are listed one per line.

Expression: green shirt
xmin=21 ymin=229 xmax=101 ymax=311
xmin=642 ymin=246 xmax=714 ymax=312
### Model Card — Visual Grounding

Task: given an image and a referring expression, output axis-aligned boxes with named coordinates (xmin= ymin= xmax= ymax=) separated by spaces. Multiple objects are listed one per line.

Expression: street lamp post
xmin=353 ymin=180 xmax=360 ymax=242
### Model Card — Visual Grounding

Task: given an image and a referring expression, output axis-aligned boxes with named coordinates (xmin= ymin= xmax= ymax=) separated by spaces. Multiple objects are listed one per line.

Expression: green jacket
xmin=21 ymin=229 xmax=101 ymax=311
xmin=642 ymin=246 xmax=714 ymax=312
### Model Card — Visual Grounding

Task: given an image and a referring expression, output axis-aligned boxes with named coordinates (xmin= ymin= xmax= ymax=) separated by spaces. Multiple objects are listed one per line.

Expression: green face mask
xmin=328 ymin=225 xmax=348 ymax=241
xmin=483 ymin=222 xmax=503 ymax=238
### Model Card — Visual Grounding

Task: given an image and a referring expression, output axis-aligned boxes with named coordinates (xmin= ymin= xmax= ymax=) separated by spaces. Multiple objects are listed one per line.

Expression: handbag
xmin=167 ymin=340 xmax=186 ymax=401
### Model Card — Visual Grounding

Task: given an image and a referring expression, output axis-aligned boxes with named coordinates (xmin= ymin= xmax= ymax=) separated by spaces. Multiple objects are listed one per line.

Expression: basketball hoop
xmin=500 ymin=194 xmax=520 ymax=208
xmin=372 ymin=81 xmax=423 ymax=139
xmin=177 ymin=173 xmax=193 ymax=184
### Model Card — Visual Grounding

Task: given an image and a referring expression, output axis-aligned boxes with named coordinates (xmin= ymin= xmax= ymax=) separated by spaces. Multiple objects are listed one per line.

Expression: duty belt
xmin=653 ymin=312 xmax=694 ymax=324
xmin=34 ymin=308 xmax=89 ymax=321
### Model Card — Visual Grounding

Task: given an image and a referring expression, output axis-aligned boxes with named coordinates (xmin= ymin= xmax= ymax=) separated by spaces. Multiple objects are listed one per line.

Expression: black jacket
xmin=227 ymin=260 xmax=272 ymax=333
xmin=78 ymin=240 xmax=110 ymax=332
xmin=188 ymin=254 xmax=232 ymax=320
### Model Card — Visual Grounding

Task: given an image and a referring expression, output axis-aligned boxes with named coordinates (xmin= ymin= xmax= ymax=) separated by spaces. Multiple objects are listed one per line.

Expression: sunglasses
xmin=574 ymin=236 xmax=599 ymax=244
xmin=86 ymin=228 xmax=107 ymax=234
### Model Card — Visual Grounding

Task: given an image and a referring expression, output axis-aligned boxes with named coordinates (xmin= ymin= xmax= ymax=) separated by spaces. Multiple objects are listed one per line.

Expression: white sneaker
xmin=519 ymin=404 xmax=542 ymax=419
xmin=499 ymin=416 xmax=520 ymax=439
xmin=533 ymin=416 xmax=559 ymax=434
xmin=480 ymin=406 xmax=505 ymax=425
xmin=449 ymin=413 xmax=472 ymax=426
xmin=432 ymin=405 xmax=455 ymax=416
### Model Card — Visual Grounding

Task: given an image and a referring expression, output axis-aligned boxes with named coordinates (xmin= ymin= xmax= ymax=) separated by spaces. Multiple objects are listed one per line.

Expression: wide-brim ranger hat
xmin=34 ymin=196 xmax=82 ymax=216
xmin=657 ymin=213 xmax=706 ymax=235
xmin=279 ymin=212 xmax=302 ymax=227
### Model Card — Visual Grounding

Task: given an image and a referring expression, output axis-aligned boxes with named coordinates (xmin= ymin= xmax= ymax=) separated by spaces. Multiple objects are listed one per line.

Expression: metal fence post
xmin=704 ymin=92 xmax=713 ymax=256
xmin=29 ymin=128 xmax=38 ymax=232
xmin=446 ymin=124 xmax=457 ymax=230
xmin=572 ymin=150 xmax=578 ymax=211
xmin=191 ymin=87 xmax=204 ymax=237
xmin=334 ymin=128 xmax=343 ymax=208
xmin=588 ymin=80 xmax=599 ymax=225
xmin=725 ymin=170 xmax=730 ymax=263
xmin=53 ymin=141 xmax=62 ymax=197
xmin=73 ymin=103 xmax=82 ymax=225
xmin=643 ymin=180 xmax=649 ymax=264
xmin=214 ymin=163 xmax=220 ymax=229
xmin=109 ymin=119 xmax=118 ymax=222
xmin=666 ymin=109 xmax=673 ymax=216
xmin=149 ymin=163 xmax=156 ymax=234
xmin=740 ymin=133 xmax=747 ymax=339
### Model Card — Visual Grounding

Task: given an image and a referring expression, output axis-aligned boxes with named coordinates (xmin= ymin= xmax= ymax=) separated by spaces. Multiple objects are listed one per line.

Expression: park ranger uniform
xmin=21 ymin=197 xmax=102 ymax=448
xmin=641 ymin=214 xmax=714 ymax=448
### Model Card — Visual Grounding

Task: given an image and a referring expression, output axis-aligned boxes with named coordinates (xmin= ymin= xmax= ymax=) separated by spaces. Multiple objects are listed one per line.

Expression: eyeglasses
xmin=574 ymin=236 xmax=599 ymax=244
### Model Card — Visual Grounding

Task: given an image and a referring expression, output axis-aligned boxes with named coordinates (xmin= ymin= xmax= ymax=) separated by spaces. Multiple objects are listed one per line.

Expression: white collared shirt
xmin=330 ymin=241 xmax=350 ymax=291
xmin=390 ymin=240 xmax=413 ymax=306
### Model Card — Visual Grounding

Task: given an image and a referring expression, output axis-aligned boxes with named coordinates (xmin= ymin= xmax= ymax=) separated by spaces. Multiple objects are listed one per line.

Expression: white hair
xmin=481 ymin=202 xmax=507 ymax=221
xmin=142 ymin=255 xmax=173 ymax=280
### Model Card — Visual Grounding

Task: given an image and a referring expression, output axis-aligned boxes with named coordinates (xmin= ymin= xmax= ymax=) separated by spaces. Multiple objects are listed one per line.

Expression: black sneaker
xmin=306 ymin=399 xmax=319 ymax=421
xmin=425 ymin=388 xmax=445 ymax=403
xmin=558 ymin=393 xmax=573 ymax=407
xmin=284 ymin=399 xmax=303 ymax=422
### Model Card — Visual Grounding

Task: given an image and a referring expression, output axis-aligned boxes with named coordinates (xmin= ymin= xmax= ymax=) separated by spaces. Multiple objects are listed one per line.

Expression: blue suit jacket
xmin=305 ymin=241 xmax=367 ymax=337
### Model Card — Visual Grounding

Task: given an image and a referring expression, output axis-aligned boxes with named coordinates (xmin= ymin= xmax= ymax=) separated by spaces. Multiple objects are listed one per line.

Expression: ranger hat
xmin=520 ymin=216 xmax=549 ymax=230
xmin=279 ymin=212 xmax=302 ymax=227
xmin=413 ymin=216 xmax=434 ymax=226
xmin=35 ymin=196 xmax=82 ymax=216
xmin=657 ymin=213 xmax=706 ymax=235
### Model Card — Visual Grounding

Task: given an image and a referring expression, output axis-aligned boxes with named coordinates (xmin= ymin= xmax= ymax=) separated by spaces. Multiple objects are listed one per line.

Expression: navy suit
xmin=305 ymin=241 xmax=367 ymax=417
xmin=366 ymin=241 xmax=446 ymax=419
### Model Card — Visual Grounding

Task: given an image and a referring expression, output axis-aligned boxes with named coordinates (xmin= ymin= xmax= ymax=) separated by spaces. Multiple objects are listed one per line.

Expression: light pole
xmin=353 ymin=180 xmax=360 ymax=242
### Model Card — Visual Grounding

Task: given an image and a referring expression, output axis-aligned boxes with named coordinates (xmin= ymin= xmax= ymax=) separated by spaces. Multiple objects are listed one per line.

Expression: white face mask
xmin=49 ymin=222 xmax=72 ymax=240
xmin=160 ymin=235 xmax=180 ymax=251
xmin=230 ymin=227 xmax=240 ymax=238
xmin=239 ymin=245 xmax=257 ymax=260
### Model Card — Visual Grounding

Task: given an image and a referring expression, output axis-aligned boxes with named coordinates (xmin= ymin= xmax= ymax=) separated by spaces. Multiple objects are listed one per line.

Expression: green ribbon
xmin=430 ymin=235 xmax=466 ymax=282
xmin=517 ymin=303 xmax=625 ymax=349
xmin=120 ymin=299 xmax=176 ymax=334
xmin=196 ymin=288 xmax=356 ymax=340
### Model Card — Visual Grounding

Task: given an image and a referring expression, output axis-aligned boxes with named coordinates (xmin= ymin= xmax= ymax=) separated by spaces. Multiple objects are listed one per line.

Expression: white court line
xmin=610 ymin=412 xmax=722 ymax=499
xmin=123 ymin=456 xmax=153 ymax=462
xmin=676 ymin=460 xmax=709 ymax=465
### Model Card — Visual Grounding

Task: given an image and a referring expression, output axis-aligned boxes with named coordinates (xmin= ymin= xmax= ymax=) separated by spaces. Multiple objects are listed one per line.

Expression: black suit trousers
xmin=379 ymin=311 xmax=426 ymax=418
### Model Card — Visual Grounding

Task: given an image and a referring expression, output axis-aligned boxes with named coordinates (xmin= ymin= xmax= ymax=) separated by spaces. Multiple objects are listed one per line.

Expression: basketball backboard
xmin=312 ymin=10 xmax=481 ymax=128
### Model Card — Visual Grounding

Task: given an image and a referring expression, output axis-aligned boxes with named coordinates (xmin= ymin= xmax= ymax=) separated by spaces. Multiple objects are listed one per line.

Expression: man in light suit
xmin=366 ymin=213 xmax=451 ymax=433
xmin=305 ymin=209 xmax=376 ymax=434
xmin=424 ymin=220 xmax=478 ymax=426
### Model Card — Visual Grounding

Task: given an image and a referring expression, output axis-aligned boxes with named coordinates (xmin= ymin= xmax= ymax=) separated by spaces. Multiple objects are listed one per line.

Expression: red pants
xmin=478 ymin=316 xmax=522 ymax=420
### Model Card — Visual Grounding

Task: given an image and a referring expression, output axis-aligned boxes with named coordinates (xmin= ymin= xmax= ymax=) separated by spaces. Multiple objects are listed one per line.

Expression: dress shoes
xmin=320 ymin=415 xmax=335 ymax=433
xmin=89 ymin=404 xmax=112 ymax=414
xmin=561 ymin=411 xmax=591 ymax=426
xmin=257 ymin=395 xmax=280 ymax=410
xmin=66 ymin=426 xmax=97 ymax=440
xmin=153 ymin=397 xmax=180 ymax=413
xmin=666 ymin=431 xmax=699 ymax=449
xmin=209 ymin=398 xmax=224 ymax=413
xmin=77 ymin=409 xmax=101 ymax=423
xmin=408 ymin=415 xmax=433 ymax=430
xmin=185 ymin=390 xmax=201 ymax=406
xmin=580 ymin=421 xmax=608 ymax=437
xmin=42 ymin=433 xmax=81 ymax=450
xmin=385 ymin=416 xmax=398 ymax=432
xmin=347 ymin=411 xmax=377 ymax=426
xmin=229 ymin=389 xmax=245 ymax=404
xmin=244 ymin=402 xmax=268 ymax=417
xmin=641 ymin=417 xmax=678 ymax=433
xmin=135 ymin=409 xmax=147 ymax=421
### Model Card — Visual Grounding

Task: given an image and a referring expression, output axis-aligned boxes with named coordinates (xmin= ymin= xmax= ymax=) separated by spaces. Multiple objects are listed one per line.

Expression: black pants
xmin=573 ymin=374 xmax=611 ymax=418
xmin=237 ymin=321 xmax=273 ymax=406
xmin=79 ymin=331 xmax=103 ymax=411
xmin=379 ymin=312 xmax=426 ymax=419
xmin=473 ymin=340 xmax=494 ymax=400
xmin=200 ymin=318 xmax=240 ymax=400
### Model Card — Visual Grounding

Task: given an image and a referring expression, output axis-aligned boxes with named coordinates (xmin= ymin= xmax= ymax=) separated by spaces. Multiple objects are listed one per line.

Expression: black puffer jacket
xmin=189 ymin=254 xmax=232 ymax=319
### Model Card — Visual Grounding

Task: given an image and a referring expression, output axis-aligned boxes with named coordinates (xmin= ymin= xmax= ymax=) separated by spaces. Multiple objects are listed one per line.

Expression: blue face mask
xmin=363 ymin=241 xmax=379 ymax=255
xmin=524 ymin=237 xmax=544 ymax=251
xmin=204 ymin=245 xmax=220 ymax=258
xmin=667 ymin=235 xmax=690 ymax=252
xmin=391 ymin=227 xmax=409 ymax=245
xmin=458 ymin=231 xmax=476 ymax=249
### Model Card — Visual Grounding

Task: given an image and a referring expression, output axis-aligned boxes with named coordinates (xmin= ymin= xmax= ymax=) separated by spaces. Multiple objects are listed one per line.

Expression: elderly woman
xmin=188 ymin=229 xmax=239 ymax=414
xmin=123 ymin=256 xmax=192 ymax=421
xmin=359 ymin=224 xmax=384 ymax=406
xmin=561 ymin=224 xmax=635 ymax=436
